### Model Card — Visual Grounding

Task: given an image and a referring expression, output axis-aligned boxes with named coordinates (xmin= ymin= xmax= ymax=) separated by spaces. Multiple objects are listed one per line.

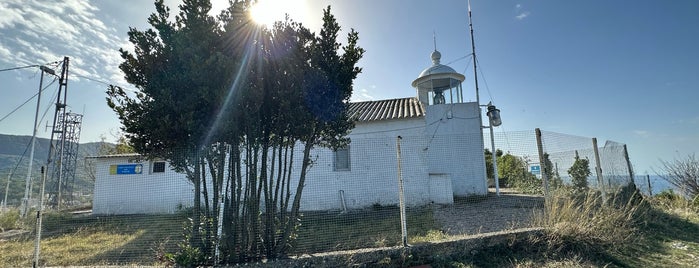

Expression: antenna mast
xmin=468 ymin=0 xmax=480 ymax=105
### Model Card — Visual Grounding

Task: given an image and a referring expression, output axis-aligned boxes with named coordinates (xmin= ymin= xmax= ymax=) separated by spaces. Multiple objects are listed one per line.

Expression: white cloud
xmin=351 ymin=88 xmax=375 ymax=102
xmin=516 ymin=11 xmax=530 ymax=20
xmin=0 ymin=0 xmax=124 ymax=85
xmin=514 ymin=4 xmax=530 ymax=20
xmin=633 ymin=130 xmax=650 ymax=138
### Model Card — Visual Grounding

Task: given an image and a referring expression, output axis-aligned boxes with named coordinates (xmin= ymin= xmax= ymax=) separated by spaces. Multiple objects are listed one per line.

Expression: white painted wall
xmin=297 ymin=117 xmax=434 ymax=211
xmin=92 ymin=156 xmax=193 ymax=215
xmin=424 ymin=102 xmax=488 ymax=196
xmin=92 ymin=104 xmax=488 ymax=214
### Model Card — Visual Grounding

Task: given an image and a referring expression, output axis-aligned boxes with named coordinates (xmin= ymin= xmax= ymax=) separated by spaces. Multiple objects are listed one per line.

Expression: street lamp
xmin=484 ymin=102 xmax=502 ymax=196
xmin=19 ymin=65 xmax=56 ymax=217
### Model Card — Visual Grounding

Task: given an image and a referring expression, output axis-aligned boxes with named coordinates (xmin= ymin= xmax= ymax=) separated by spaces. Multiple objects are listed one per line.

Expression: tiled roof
xmin=348 ymin=97 xmax=425 ymax=122
xmin=85 ymin=153 xmax=141 ymax=159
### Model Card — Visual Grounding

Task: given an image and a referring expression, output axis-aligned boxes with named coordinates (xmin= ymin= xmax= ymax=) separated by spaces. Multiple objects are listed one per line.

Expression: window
xmin=152 ymin=161 xmax=166 ymax=173
xmin=333 ymin=146 xmax=350 ymax=171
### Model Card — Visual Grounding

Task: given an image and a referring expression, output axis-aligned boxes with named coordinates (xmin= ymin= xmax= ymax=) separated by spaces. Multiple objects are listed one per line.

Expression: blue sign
xmin=110 ymin=164 xmax=143 ymax=175
xmin=530 ymin=165 xmax=541 ymax=175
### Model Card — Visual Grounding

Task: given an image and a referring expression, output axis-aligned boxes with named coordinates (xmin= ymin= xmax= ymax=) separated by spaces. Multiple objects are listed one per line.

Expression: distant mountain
xmin=0 ymin=133 xmax=112 ymax=206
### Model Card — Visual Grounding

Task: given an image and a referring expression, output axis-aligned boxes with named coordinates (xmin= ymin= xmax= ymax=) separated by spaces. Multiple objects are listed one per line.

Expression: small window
xmin=333 ymin=146 xmax=350 ymax=171
xmin=152 ymin=161 xmax=166 ymax=173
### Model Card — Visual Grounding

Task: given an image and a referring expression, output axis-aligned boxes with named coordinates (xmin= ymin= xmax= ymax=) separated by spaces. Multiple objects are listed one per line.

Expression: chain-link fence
xmin=0 ymin=128 xmax=636 ymax=266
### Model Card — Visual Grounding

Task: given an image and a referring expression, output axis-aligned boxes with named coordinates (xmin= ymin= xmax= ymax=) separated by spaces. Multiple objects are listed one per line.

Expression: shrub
xmin=658 ymin=154 xmax=699 ymax=200
xmin=0 ymin=209 xmax=20 ymax=232
xmin=533 ymin=188 xmax=646 ymax=253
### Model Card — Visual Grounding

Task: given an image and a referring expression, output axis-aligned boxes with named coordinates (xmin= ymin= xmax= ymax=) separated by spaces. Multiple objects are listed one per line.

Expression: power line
xmin=0 ymin=61 xmax=61 ymax=73
xmin=0 ymin=77 xmax=58 ymax=124
xmin=72 ymin=73 xmax=138 ymax=93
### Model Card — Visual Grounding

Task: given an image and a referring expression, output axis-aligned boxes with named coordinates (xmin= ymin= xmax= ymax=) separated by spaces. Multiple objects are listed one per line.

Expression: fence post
xmin=592 ymin=138 xmax=605 ymax=199
xmin=535 ymin=128 xmax=549 ymax=196
xmin=623 ymin=145 xmax=635 ymax=185
xmin=646 ymin=174 xmax=652 ymax=196
xmin=33 ymin=166 xmax=46 ymax=268
xmin=396 ymin=136 xmax=408 ymax=247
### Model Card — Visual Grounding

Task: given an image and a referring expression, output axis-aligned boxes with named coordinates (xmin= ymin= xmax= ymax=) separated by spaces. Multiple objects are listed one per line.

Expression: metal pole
xmin=21 ymin=68 xmax=45 ymax=217
xmin=468 ymin=0 xmax=480 ymax=105
xmin=33 ymin=166 xmax=46 ymax=268
xmin=396 ymin=136 xmax=408 ymax=247
xmin=535 ymin=128 xmax=549 ymax=196
xmin=3 ymin=174 xmax=10 ymax=210
xmin=623 ymin=144 xmax=635 ymax=186
xmin=592 ymin=138 xmax=605 ymax=199
xmin=490 ymin=124 xmax=500 ymax=196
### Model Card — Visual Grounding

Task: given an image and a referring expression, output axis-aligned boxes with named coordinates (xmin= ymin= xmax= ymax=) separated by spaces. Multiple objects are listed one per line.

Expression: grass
xmin=427 ymin=186 xmax=699 ymax=267
xmin=3 ymin=188 xmax=697 ymax=267
xmin=1 ymin=206 xmax=442 ymax=266
xmin=0 ymin=213 xmax=187 ymax=267
xmin=293 ymin=205 xmax=443 ymax=254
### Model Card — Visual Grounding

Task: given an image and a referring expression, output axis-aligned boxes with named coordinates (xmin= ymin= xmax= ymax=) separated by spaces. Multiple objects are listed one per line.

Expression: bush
xmin=0 ymin=209 xmax=20 ymax=232
xmin=653 ymin=189 xmax=699 ymax=212
xmin=658 ymin=154 xmax=699 ymax=200
xmin=533 ymin=188 xmax=647 ymax=253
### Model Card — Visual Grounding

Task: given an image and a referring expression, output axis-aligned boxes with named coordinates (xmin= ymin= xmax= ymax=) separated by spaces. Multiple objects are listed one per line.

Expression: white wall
xmin=289 ymin=118 xmax=438 ymax=211
xmin=92 ymin=156 xmax=193 ymax=215
xmin=92 ymin=107 xmax=490 ymax=214
xmin=424 ymin=102 xmax=488 ymax=196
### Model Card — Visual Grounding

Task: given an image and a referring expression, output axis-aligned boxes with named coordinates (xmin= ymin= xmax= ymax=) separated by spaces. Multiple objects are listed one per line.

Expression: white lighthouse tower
xmin=411 ymin=49 xmax=488 ymax=196
xmin=411 ymin=49 xmax=466 ymax=106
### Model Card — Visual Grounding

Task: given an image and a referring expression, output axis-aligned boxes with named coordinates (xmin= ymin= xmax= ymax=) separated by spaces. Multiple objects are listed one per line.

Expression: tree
xmin=484 ymin=148 xmax=503 ymax=186
xmin=568 ymin=151 xmax=591 ymax=191
xmin=107 ymin=0 xmax=363 ymax=264
xmin=542 ymin=152 xmax=563 ymax=189
xmin=108 ymin=0 xmax=243 ymax=262
xmin=497 ymin=153 xmax=541 ymax=194
xmin=658 ymin=154 xmax=699 ymax=200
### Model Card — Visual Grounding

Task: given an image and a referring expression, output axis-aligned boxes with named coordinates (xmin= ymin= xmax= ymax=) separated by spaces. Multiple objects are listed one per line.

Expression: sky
xmin=0 ymin=0 xmax=697 ymax=174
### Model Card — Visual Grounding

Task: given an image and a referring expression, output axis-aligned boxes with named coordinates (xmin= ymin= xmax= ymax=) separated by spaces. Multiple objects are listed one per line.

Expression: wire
xmin=475 ymin=57 xmax=495 ymax=104
xmin=72 ymin=73 xmax=138 ymax=93
xmin=0 ymin=64 xmax=38 ymax=73
xmin=0 ymin=77 xmax=58 ymax=124
xmin=0 ymin=61 xmax=61 ymax=73
xmin=444 ymin=54 xmax=472 ymax=66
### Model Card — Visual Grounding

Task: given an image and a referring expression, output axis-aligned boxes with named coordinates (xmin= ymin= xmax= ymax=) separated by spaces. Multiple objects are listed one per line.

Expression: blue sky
xmin=0 ymin=0 xmax=697 ymax=173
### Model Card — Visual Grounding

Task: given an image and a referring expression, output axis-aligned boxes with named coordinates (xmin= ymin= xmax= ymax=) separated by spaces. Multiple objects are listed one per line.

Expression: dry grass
xmin=531 ymin=189 xmax=645 ymax=253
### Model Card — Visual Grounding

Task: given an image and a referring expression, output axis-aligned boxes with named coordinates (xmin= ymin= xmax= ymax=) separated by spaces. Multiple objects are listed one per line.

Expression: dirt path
xmin=434 ymin=189 xmax=544 ymax=235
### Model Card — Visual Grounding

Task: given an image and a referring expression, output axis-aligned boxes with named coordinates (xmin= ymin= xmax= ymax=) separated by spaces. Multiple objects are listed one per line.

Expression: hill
xmin=0 ymin=133 xmax=111 ymax=206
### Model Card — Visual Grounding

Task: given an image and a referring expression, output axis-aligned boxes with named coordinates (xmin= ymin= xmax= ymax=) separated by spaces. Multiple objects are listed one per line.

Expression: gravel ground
xmin=434 ymin=188 xmax=545 ymax=235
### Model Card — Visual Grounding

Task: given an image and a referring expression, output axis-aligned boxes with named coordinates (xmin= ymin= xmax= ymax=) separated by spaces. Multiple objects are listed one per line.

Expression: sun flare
xmin=249 ymin=0 xmax=305 ymax=28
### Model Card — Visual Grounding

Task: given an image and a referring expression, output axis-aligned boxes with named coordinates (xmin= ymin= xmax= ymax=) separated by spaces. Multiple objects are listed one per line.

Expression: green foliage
xmin=568 ymin=151 xmax=591 ymax=192
xmin=107 ymin=0 xmax=363 ymax=264
xmin=542 ymin=152 xmax=563 ymax=190
xmin=484 ymin=149 xmax=502 ymax=186
xmin=496 ymin=153 xmax=542 ymax=194
xmin=0 ymin=209 xmax=20 ymax=231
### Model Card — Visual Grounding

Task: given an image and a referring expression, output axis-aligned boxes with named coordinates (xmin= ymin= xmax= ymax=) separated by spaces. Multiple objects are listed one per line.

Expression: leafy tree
xmin=497 ymin=153 xmax=541 ymax=194
xmin=108 ymin=0 xmax=242 ymax=262
xmin=568 ymin=151 xmax=591 ymax=191
xmin=542 ymin=152 xmax=563 ymax=189
xmin=107 ymin=0 xmax=363 ymax=264
xmin=484 ymin=148 xmax=503 ymax=186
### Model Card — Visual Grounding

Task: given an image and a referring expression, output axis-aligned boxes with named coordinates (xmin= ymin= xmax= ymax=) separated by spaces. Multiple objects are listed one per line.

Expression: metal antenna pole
xmin=468 ymin=0 xmax=480 ymax=105
xmin=20 ymin=66 xmax=47 ymax=217
xmin=46 ymin=57 xmax=69 ymax=208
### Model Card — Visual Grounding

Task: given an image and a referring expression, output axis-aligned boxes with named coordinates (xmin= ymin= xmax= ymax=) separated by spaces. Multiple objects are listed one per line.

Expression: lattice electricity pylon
xmin=46 ymin=112 xmax=83 ymax=208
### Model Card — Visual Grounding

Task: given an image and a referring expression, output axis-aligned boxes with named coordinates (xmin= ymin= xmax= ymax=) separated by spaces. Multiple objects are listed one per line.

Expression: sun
xmin=249 ymin=0 xmax=305 ymax=28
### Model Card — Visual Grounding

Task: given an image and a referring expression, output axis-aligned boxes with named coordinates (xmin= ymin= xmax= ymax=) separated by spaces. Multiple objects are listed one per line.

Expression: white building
xmin=91 ymin=50 xmax=488 ymax=215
